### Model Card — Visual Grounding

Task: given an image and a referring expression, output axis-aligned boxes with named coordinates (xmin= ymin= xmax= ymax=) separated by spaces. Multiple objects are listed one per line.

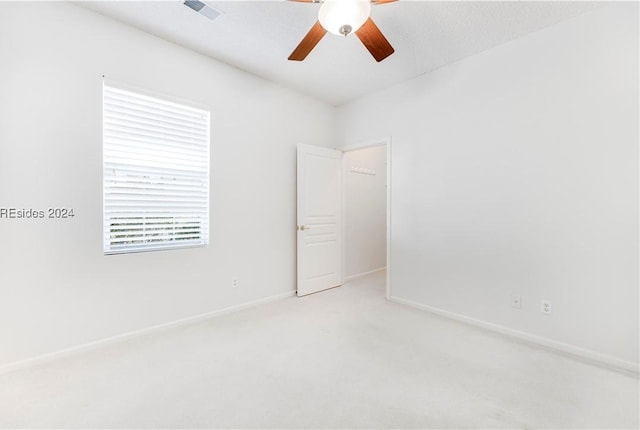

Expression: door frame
xmin=341 ymin=136 xmax=392 ymax=300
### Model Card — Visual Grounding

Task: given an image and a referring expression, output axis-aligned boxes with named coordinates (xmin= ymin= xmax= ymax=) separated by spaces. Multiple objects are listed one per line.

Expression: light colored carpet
xmin=0 ymin=271 xmax=637 ymax=428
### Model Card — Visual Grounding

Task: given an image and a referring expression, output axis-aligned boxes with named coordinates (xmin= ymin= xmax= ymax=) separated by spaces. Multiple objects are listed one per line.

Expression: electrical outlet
xmin=232 ymin=277 xmax=239 ymax=288
xmin=511 ymin=295 xmax=521 ymax=309
xmin=541 ymin=300 xmax=552 ymax=315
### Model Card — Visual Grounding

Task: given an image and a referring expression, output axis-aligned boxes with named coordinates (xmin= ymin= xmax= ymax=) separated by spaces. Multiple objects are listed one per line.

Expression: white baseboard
xmin=0 ymin=290 xmax=295 ymax=376
xmin=345 ymin=267 xmax=386 ymax=282
xmin=389 ymin=296 xmax=639 ymax=375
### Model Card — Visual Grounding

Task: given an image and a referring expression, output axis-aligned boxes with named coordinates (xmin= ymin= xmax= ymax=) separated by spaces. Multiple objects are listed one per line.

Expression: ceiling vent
xmin=184 ymin=0 xmax=222 ymax=21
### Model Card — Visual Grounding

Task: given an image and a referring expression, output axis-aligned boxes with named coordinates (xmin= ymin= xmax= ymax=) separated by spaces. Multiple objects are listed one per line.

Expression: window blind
xmin=103 ymin=83 xmax=210 ymax=254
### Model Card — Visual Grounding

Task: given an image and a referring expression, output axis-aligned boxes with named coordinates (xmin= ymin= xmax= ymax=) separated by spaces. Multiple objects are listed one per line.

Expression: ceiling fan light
xmin=318 ymin=0 xmax=371 ymax=36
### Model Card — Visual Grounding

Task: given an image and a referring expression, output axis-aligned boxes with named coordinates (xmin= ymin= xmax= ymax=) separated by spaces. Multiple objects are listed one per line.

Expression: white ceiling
xmin=78 ymin=1 xmax=600 ymax=106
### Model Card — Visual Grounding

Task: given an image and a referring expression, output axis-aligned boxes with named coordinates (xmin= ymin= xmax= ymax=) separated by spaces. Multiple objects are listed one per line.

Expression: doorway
xmin=295 ymin=138 xmax=391 ymax=298
xmin=342 ymin=137 xmax=391 ymax=299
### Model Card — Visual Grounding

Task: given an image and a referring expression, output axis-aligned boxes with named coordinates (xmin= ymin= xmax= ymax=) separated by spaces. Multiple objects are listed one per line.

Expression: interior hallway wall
xmin=344 ymin=146 xmax=387 ymax=278
xmin=0 ymin=2 xmax=335 ymax=366
xmin=336 ymin=4 xmax=639 ymax=367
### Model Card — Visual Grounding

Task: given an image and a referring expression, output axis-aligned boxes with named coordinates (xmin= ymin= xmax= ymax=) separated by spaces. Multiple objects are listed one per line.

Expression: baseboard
xmin=345 ymin=267 xmax=386 ymax=282
xmin=389 ymin=296 xmax=639 ymax=375
xmin=0 ymin=290 xmax=295 ymax=376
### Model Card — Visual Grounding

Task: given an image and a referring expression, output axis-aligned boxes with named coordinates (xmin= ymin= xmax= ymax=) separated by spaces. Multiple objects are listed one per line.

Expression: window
xmin=103 ymin=83 xmax=210 ymax=254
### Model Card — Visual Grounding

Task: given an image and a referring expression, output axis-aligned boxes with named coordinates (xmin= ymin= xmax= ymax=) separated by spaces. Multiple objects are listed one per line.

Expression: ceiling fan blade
xmin=355 ymin=17 xmax=395 ymax=62
xmin=288 ymin=0 xmax=396 ymax=3
xmin=288 ymin=21 xmax=327 ymax=61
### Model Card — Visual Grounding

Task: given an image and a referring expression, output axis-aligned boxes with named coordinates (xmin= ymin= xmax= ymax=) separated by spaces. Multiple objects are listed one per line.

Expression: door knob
xmin=298 ymin=225 xmax=311 ymax=231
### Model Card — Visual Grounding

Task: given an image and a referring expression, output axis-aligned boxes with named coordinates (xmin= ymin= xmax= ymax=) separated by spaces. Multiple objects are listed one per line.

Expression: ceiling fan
xmin=288 ymin=0 xmax=397 ymax=62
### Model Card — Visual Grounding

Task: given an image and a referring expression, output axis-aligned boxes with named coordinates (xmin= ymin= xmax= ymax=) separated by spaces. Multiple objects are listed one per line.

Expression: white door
xmin=297 ymin=143 xmax=343 ymax=296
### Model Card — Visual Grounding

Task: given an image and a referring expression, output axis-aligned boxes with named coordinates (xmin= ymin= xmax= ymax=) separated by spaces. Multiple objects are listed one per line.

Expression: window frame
xmin=102 ymin=80 xmax=211 ymax=255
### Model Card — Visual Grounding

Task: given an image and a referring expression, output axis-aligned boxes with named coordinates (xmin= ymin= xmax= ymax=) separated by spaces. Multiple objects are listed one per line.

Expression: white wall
xmin=344 ymin=146 xmax=387 ymax=277
xmin=336 ymin=4 xmax=639 ymax=366
xmin=0 ymin=2 xmax=335 ymax=366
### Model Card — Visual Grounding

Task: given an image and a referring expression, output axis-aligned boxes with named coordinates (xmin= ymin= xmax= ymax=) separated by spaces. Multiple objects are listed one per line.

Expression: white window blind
xmin=103 ymin=83 xmax=210 ymax=254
